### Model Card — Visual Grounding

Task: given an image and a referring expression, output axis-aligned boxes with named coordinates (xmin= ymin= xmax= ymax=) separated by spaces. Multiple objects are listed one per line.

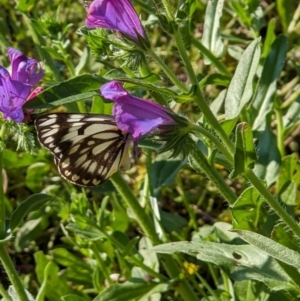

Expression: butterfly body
xmin=35 ymin=113 xmax=131 ymax=186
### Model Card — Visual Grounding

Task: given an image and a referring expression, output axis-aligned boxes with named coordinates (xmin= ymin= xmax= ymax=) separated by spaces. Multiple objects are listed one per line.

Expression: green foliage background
xmin=1 ymin=0 xmax=300 ymax=300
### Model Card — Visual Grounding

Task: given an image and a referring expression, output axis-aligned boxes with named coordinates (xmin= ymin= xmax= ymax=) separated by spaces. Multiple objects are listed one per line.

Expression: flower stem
xmin=245 ymin=169 xmax=300 ymax=239
xmin=147 ymin=48 xmax=189 ymax=93
xmin=172 ymin=28 xmax=235 ymax=155
xmin=189 ymin=145 xmax=237 ymax=205
xmin=110 ymin=173 xmax=199 ymax=301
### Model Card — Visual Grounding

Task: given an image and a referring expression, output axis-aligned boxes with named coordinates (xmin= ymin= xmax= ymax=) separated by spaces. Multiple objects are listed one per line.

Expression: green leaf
xmin=62 ymin=295 xmax=90 ymax=301
xmin=235 ymin=230 xmax=300 ymax=271
xmin=261 ymin=19 xmax=276 ymax=59
xmin=234 ymin=280 xmax=270 ymax=301
xmin=250 ymin=35 xmax=288 ymax=132
xmin=230 ymin=1 xmax=252 ymax=27
xmin=36 ymin=261 xmax=75 ymax=301
xmin=276 ymin=154 xmax=300 ymax=194
xmin=7 ymin=286 xmax=35 ymax=301
xmin=14 ymin=217 xmax=49 ymax=252
xmin=202 ymin=0 xmax=224 ymax=63
xmin=150 ymin=153 xmax=186 ymax=194
xmin=272 ymin=223 xmax=300 ymax=254
xmin=276 ymin=0 xmax=293 ymax=33
xmin=278 ymin=180 xmax=297 ymax=206
xmin=231 ymin=186 xmax=267 ymax=232
xmin=24 ymin=74 xmax=105 ymax=109
xmin=51 ymin=248 xmax=93 ymax=272
xmin=225 ymin=38 xmax=261 ymax=120
xmin=25 ymin=162 xmax=51 ymax=192
xmin=153 ymin=241 xmax=298 ymax=292
xmin=199 ymin=74 xmax=230 ymax=88
xmin=93 ymin=280 xmax=159 ymax=301
xmin=283 ymin=95 xmax=300 ymax=129
xmin=230 ymin=123 xmax=257 ymax=178
xmin=65 ymin=223 xmax=104 ymax=241
xmin=10 ymin=193 xmax=51 ymax=231
xmin=253 ymin=123 xmax=281 ymax=185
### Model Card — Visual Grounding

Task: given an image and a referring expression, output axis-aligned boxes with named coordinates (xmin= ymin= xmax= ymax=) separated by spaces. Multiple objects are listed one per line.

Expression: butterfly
xmin=35 ymin=113 xmax=131 ymax=187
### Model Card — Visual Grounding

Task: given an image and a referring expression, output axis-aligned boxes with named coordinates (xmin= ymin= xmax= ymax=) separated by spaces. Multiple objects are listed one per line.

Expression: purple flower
xmin=0 ymin=48 xmax=44 ymax=122
xmin=86 ymin=0 xmax=145 ymax=43
xmin=100 ymin=81 xmax=177 ymax=143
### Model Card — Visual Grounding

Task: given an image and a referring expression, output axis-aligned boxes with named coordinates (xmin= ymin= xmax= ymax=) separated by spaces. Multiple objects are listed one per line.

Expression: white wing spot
xmin=61 ymin=157 xmax=70 ymax=168
xmin=41 ymin=128 xmax=59 ymax=138
xmin=39 ymin=118 xmax=57 ymax=126
xmin=44 ymin=136 xmax=54 ymax=143
xmin=72 ymin=174 xmax=80 ymax=181
xmin=68 ymin=145 xmax=80 ymax=155
xmin=64 ymin=170 xmax=71 ymax=177
xmin=92 ymin=141 xmax=112 ymax=155
xmin=85 ymin=117 xmax=113 ymax=122
xmin=103 ymin=152 xmax=110 ymax=160
xmin=88 ymin=141 xmax=96 ymax=145
xmin=54 ymin=147 xmax=61 ymax=153
xmin=89 ymin=161 xmax=97 ymax=174
xmin=92 ymin=179 xmax=100 ymax=186
xmin=92 ymin=132 xmax=119 ymax=139
xmin=75 ymin=154 xmax=87 ymax=167
xmin=82 ymin=159 xmax=92 ymax=170
xmin=82 ymin=179 xmax=90 ymax=185
xmin=70 ymin=114 xmax=84 ymax=119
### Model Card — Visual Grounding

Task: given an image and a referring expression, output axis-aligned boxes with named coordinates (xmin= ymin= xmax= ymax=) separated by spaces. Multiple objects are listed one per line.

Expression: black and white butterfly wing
xmin=35 ymin=113 xmax=131 ymax=186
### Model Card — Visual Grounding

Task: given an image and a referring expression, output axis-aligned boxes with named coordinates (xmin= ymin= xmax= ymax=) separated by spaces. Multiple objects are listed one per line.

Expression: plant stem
xmin=0 ymin=283 xmax=13 ymax=301
xmin=147 ymin=48 xmax=189 ymax=93
xmin=245 ymin=169 xmax=300 ymax=239
xmin=176 ymin=176 xmax=198 ymax=230
xmin=110 ymin=173 xmax=199 ymax=301
xmin=191 ymin=38 xmax=231 ymax=76
xmin=190 ymin=124 xmax=233 ymax=163
xmin=189 ymin=145 xmax=237 ymax=205
xmin=110 ymin=172 xmax=157 ymax=243
xmin=275 ymin=109 xmax=285 ymax=157
xmin=0 ymin=244 xmax=29 ymax=301
xmin=91 ymin=242 xmax=113 ymax=285
xmin=172 ymin=29 xmax=235 ymax=156
xmin=0 ymin=124 xmax=29 ymax=301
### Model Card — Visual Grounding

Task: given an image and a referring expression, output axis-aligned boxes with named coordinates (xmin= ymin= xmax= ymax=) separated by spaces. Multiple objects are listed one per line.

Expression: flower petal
xmin=86 ymin=0 xmax=145 ymax=42
xmin=0 ymin=76 xmax=32 ymax=122
xmin=100 ymin=81 xmax=176 ymax=141
xmin=7 ymin=47 xmax=44 ymax=86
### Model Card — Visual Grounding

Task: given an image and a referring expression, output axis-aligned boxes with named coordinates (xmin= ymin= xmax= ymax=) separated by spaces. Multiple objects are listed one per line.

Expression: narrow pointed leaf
xmin=235 ymin=230 xmax=300 ymax=270
xmin=202 ymin=0 xmax=224 ymax=64
xmin=10 ymin=193 xmax=51 ymax=231
xmin=250 ymin=35 xmax=288 ymax=132
xmin=93 ymin=280 xmax=159 ymax=301
xmin=225 ymin=38 xmax=261 ymax=119
xmin=24 ymin=74 xmax=106 ymax=109
xmin=230 ymin=122 xmax=256 ymax=178
xmin=253 ymin=124 xmax=281 ymax=185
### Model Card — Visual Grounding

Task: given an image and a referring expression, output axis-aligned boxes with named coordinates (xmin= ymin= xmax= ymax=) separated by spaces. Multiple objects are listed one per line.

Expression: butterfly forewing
xmin=35 ymin=113 xmax=130 ymax=186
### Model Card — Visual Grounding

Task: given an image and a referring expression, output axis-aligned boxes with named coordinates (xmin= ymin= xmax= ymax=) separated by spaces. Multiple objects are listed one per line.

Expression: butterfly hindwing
xmin=35 ymin=113 xmax=130 ymax=186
